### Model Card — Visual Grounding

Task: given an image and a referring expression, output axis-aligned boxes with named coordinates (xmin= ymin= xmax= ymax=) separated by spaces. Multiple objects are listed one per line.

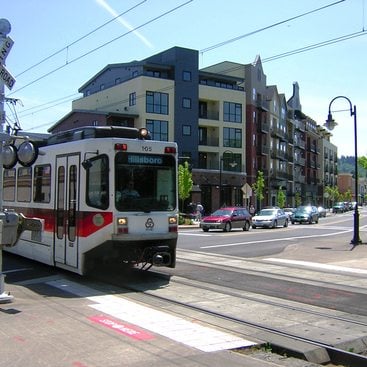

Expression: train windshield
xmin=115 ymin=152 xmax=176 ymax=212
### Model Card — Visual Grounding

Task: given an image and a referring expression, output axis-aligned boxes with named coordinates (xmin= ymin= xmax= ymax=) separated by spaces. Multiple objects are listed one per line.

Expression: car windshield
xmin=258 ymin=209 xmax=276 ymax=216
xmin=297 ymin=206 xmax=312 ymax=213
xmin=211 ymin=209 xmax=232 ymax=217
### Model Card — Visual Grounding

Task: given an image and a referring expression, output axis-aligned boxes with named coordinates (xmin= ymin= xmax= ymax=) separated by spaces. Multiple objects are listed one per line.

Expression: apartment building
xmin=49 ymin=46 xmax=337 ymax=212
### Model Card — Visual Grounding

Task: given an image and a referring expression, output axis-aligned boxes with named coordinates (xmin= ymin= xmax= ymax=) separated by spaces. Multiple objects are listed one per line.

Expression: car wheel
xmin=202 ymin=228 xmax=209 ymax=232
xmin=243 ymin=221 xmax=250 ymax=231
xmin=223 ymin=222 xmax=231 ymax=232
xmin=308 ymin=216 xmax=312 ymax=224
xmin=272 ymin=220 xmax=277 ymax=229
xmin=291 ymin=221 xmax=295 ymax=225
xmin=315 ymin=217 xmax=319 ymax=224
xmin=284 ymin=219 xmax=288 ymax=227
xmin=252 ymin=225 xmax=257 ymax=229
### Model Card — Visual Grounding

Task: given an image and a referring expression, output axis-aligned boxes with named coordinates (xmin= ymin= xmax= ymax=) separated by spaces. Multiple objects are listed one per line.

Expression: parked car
xmin=292 ymin=206 xmax=319 ymax=224
xmin=283 ymin=207 xmax=296 ymax=221
xmin=252 ymin=208 xmax=289 ymax=229
xmin=332 ymin=202 xmax=347 ymax=213
xmin=200 ymin=207 xmax=252 ymax=232
xmin=317 ymin=206 xmax=327 ymax=218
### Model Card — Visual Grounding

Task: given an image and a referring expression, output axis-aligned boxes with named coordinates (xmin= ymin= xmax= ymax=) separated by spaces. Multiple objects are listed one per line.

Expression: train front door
xmin=54 ymin=154 xmax=80 ymax=268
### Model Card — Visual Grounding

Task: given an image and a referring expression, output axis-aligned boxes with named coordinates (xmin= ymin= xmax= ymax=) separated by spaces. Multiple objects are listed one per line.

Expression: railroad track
xmin=90 ymin=256 xmax=367 ymax=366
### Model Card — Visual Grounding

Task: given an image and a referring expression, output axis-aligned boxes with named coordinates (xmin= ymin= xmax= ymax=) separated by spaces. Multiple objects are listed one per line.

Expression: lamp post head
xmin=324 ymin=112 xmax=337 ymax=131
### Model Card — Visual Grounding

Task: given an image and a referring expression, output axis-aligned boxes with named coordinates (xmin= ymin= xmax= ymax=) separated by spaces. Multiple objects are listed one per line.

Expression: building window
xmin=115 ymin=78 xmax=121 ymax=85
xmin=100 ymin=84 xmax=105 ymax=91
xmin=223 ymin=102 xmax=242 ymax=123
xmin=146 ymin=91 xmax=168 ymax=115
xmin=147 ymin=70 xmax=161 ymax=77
xmin=182 ymin=125 xmax=191 ymax=136
xmin=183 ymin=70 xmax=192 ymax=81
xmin=146 ymin=119 xmax=168 ymax=141
xmin=222 ymin=152 xmax=241 ymax=172
xmin=132 ymin=70 xmax=138 ymax=78
xmin=129 ymin=92 xmax=136 ymax=106
xmin=182 ymin=97 xmax=191 ymax=109
xmin=223 ymin=127 xmax=242 ymax=148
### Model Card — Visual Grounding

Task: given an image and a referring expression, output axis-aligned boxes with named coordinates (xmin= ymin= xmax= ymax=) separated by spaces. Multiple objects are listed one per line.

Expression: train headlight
xmin=117 ymin=217 xmax=128 ymax=234
xmin=168 ymin=215 xmax=178 ymax=233
xmin=117 ymin=217 xmax=128 ymax=225
xmin=168 ymin=216 xmax=177 ymax=225
xmin=17 ymin=141 xmax=39 ymax=167
xmin=2 ymin=144 xmax=18 ymax=169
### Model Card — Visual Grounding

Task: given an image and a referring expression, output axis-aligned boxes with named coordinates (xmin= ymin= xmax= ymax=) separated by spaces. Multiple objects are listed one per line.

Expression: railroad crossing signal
xmin=0 ymin=35 xmax=15 ymax=90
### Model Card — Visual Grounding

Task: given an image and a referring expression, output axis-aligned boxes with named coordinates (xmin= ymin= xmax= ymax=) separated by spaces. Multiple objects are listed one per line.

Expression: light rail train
xmin=2 ymin=126 xmax=178 ymax=275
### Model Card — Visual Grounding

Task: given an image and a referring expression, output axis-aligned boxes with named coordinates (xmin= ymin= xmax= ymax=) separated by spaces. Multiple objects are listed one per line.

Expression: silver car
xmin=252 ymin=208 xmax=289 ymax=229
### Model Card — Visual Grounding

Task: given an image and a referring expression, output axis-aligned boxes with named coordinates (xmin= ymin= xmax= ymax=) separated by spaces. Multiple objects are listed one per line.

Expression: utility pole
xmin=0 ymin=18 xmax=13 ymax=303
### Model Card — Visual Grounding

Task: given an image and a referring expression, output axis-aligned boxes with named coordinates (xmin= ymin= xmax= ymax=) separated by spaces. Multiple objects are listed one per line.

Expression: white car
xmin=252 ymin=208 xmax=289 ymax=229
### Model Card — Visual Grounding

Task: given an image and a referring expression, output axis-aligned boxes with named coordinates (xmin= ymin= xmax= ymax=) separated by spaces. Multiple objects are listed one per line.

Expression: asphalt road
xmin=178 ymin=208 xmax=367 ymax=258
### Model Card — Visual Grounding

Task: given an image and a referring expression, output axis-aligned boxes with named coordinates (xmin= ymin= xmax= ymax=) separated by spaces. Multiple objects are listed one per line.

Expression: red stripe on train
xmin=4 ymin=207 xmax=113 ymax=237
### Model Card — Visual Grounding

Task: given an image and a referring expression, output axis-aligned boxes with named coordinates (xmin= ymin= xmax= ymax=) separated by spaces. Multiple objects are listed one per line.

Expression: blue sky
xmin=2 ymin=0 xmax=367 ymax=156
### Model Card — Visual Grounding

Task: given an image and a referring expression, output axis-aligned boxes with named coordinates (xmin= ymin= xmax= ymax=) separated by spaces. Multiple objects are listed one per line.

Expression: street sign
xmin=0 ymin=36 xmax=13 ymax=65
xmin=0 ymin=64 xmax=15 ymax=90
xmin=241 ymin=183 xmax=252 ymax=198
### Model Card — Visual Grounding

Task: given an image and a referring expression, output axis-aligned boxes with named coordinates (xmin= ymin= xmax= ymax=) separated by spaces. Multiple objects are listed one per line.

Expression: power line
xmin=15 ymin=0 xmax=148 ymax=78
xmin=8 ymin=0 xmax=193 ymax=96
xmin=19 ymin=27 xmax=365 ymax=131
xmin=263 ymin=30 xmax=367 ymax=62
xmin=199 ymin=0 xmax=346 ymax=54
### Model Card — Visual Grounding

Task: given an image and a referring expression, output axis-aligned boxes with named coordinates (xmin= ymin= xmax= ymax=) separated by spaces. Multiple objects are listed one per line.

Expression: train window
xmin=68 ymin=165 xmax=77 ymax=242
xmin=56 ymin=166 xmax=65 ymax=240
xmin=33 ymin=164 xmax=51 ymax=203
xmin=3 ymin=168 xmax=16 ymax=201
xmin=115 ymin=152 xmax=176 ymax=212
xmin=85 ymin=154 xmax=109 ymax=210
xmin=17 ymin=167 xmax=32 ymax=202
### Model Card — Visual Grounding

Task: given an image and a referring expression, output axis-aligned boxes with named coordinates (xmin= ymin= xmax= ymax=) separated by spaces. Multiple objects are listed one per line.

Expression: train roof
xmin=45 ymin=126 xmax=152 ymax=146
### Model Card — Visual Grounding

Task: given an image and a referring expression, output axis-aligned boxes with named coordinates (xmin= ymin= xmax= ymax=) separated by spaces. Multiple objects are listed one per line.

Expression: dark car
xmin=200 ymin=207 xmax=252 ymax=232
xmin=332 ymin=202 xmax=347 ymax=213
xmin=292 ymin=206 xmax=319 ymax=224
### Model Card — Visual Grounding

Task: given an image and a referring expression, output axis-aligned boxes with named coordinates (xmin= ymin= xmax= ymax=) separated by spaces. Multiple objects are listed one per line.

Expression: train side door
xmin=54 ymin=154 xmax=80 ymax=268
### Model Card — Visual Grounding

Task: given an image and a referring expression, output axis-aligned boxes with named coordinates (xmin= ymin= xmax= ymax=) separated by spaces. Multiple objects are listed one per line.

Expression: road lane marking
xmin=200 ymin=229 xmax=351 ymax=249
xmin=264 ymin=258 xmax=367 ymax=275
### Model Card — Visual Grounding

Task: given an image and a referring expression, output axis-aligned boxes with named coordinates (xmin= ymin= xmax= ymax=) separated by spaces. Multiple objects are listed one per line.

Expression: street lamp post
xmin=219 ymin=151 xmax=237 ymax=207
xmin=325 ymin=96 xmax=361 ymax=246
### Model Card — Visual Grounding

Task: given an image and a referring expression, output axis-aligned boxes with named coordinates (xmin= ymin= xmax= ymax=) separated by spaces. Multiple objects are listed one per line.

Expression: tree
xmin=178 ymin=161 xmax=193 ymax=212
xmin=358 ymin=156 xmax=367 ymax=172
xmin=295 ymin=191 xmax=302 ymax=207
xmin=324 ymin=185 xmax=340 ymax=207
xmin=277 ymin=186 xmax=286 ymax=208
xmin=252 ymin=170 xmax=265 ymax=210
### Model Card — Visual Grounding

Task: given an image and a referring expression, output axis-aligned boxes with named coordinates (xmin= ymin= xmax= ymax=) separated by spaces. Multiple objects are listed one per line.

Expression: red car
xmin=200 ymin=207 xmax=252 ymax=232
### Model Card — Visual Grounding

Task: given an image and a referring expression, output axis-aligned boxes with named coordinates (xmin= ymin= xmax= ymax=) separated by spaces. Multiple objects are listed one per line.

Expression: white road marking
xmin=46 ymin=279 xmax=256 ymax=352
xmin=264 ymin=258 xmax=367 ymax=275
xmin=200 ymin=229 xmax=351 ymax=249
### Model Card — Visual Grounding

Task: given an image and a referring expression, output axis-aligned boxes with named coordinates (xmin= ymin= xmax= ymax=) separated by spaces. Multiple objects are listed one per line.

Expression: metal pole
xmin=219 ymin=156 xmax=222 ymax=208
xmin=351 ymin=105 xmax=361 ymax=245
xmin=0 ymin=18 xmax=13 ymax=302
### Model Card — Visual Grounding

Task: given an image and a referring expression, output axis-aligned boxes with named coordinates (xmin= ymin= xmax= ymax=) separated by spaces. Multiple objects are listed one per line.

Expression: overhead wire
xmin=199 ymin=0 xmax=346 ymax=54
xmin=15 ymin=0 xmax=148 ymax=78
xmin=10 ymin=0 xmax=363 ymax=131
xmin=8 ymin=0 xmax=193 ymax=96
